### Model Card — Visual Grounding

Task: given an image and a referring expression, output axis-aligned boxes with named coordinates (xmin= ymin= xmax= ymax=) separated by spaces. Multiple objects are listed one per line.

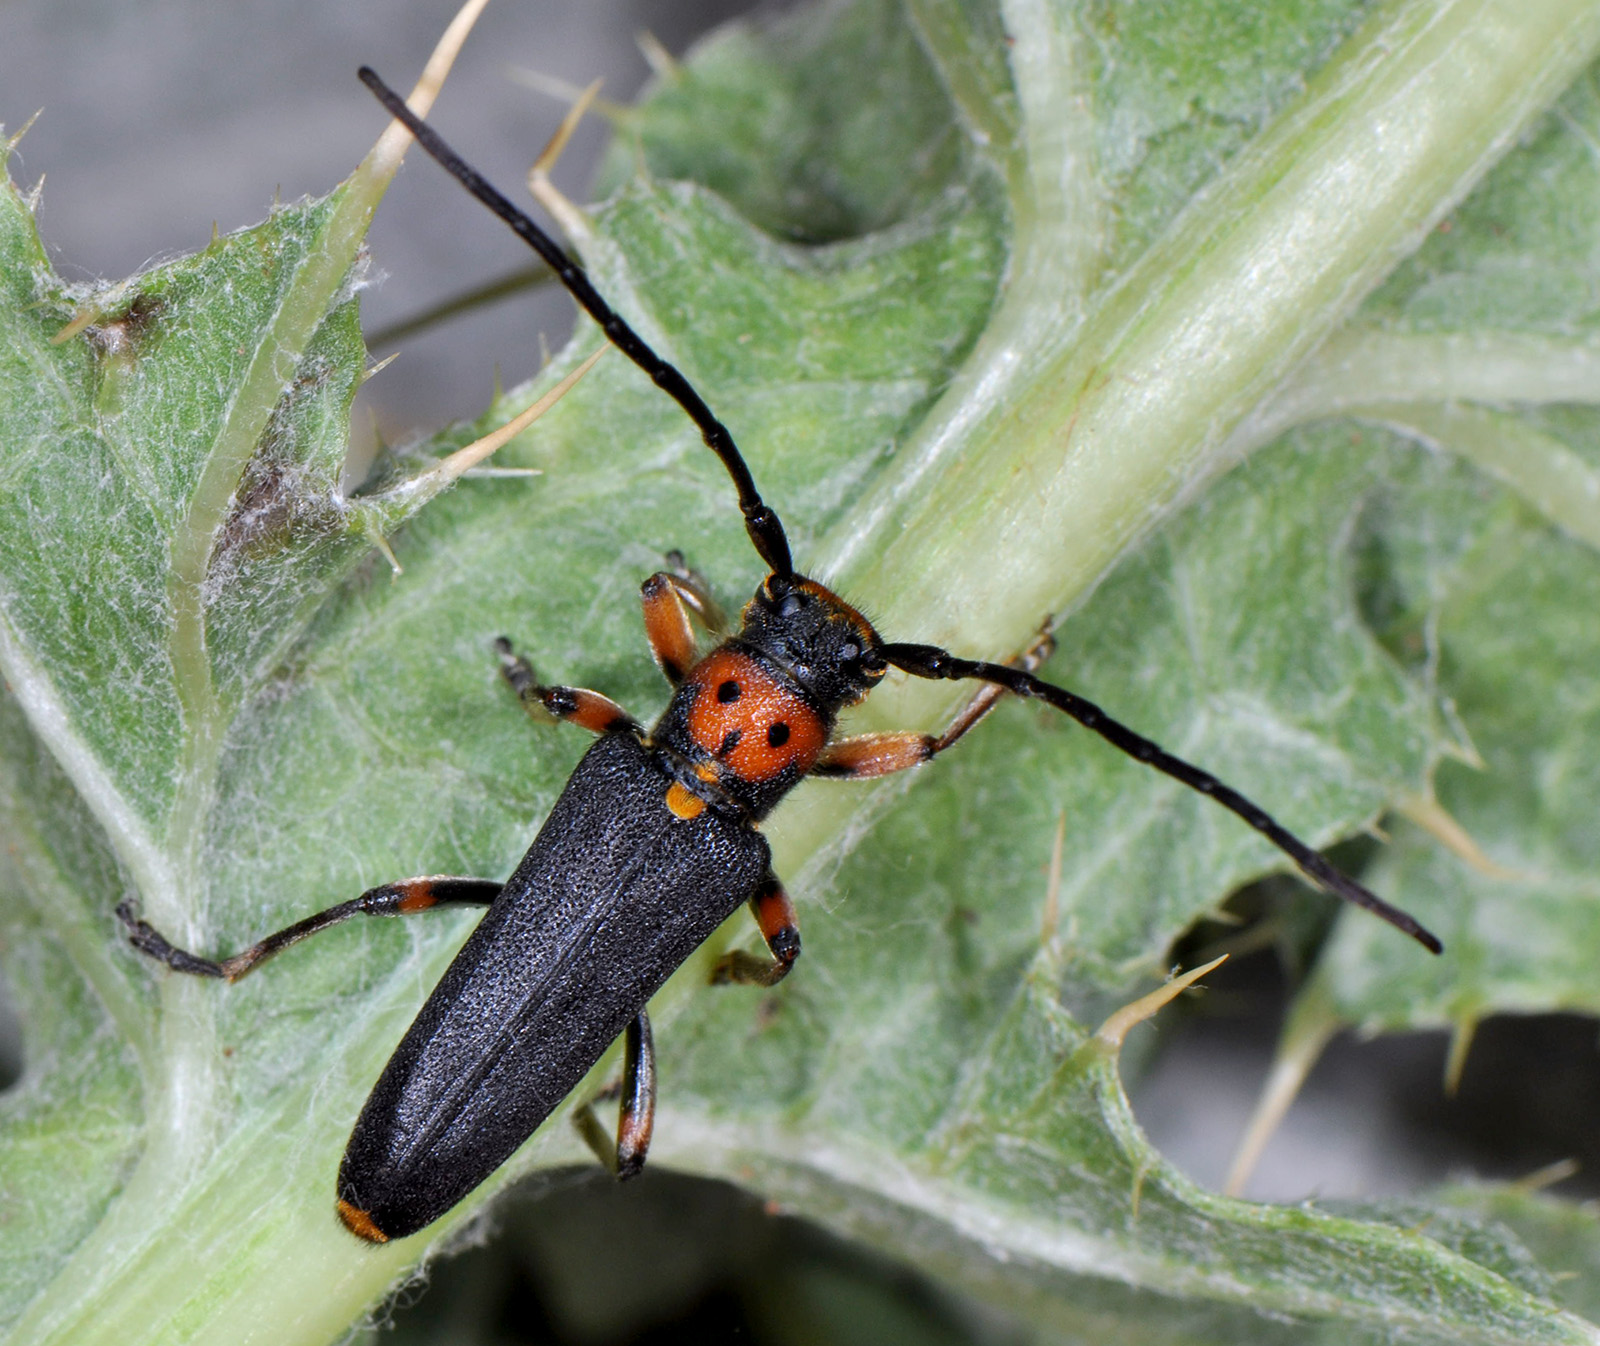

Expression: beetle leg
xmin=640 ymin=553 xmax=728 ymax=686
xmin=572 ymin=1010 xmax=656 ymax=1179
xmin=117 ymin=877 xmax=503 ymax=983
xmin=640 ymin=573 xmax=698 ymax=686
xmin=814 ymin=629 xmax=1057 ymax=780
xmin=495 ymin=637 xmax=638 ymax=733
xmin=710 ymin=873 xmax=799 ymax=987
xmin=663 ymin=550 xmax=728 ymax=635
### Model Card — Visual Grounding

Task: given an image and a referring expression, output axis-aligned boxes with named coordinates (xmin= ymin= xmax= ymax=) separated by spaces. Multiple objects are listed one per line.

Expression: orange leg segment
xmin=572 ymin=1010 xmax=656 ymax=1179
xmin=640 ymin=573 xmax=699 ymax=685
xmin=640 ymin=556 xmax=727 ymax=685
xmin=711 ymin=873 xmax=800 ymax=987
xmin=813 ymin=629 xmax=1056 ymax=780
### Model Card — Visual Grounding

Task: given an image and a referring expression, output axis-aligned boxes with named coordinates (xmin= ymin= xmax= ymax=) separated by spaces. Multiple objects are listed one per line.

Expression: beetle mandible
xmin=118 ymin=66 xmax=1443 ymax=1245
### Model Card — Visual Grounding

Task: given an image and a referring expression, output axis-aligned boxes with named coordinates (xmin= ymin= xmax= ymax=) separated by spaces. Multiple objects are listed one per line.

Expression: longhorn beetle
xmin=118 ymin=67 xmax=1443 ymax=1246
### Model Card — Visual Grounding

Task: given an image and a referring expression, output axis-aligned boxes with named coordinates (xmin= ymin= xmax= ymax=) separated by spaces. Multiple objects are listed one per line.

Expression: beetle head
xmin=737 ymin=572 xmax=888 ymax=712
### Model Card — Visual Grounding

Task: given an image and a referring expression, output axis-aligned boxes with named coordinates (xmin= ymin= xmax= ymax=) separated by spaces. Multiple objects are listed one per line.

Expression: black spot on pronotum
xmin=717 ymin=680 xmax=741 ymax=703
xmin=767 ymin=722 xmax=790 ymax=748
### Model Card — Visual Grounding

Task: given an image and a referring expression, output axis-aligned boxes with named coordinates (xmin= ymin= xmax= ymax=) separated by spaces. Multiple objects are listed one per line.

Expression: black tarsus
xmin=879 ymin=643 xmax=1444 ymax=955
xmin=358 ymin=66 xmax=794 ymax=578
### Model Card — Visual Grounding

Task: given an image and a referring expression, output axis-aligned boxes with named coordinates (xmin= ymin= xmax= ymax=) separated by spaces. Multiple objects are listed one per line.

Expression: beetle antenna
xmin=878 ymin=642 xmax=1444 ymax=954
xmin=359 ymin=66 xmax=794 ymax=578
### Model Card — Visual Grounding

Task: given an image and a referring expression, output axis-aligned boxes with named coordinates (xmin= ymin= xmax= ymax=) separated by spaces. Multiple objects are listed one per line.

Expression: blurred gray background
xmin=3 ymin=0 xmax=757 ymax=440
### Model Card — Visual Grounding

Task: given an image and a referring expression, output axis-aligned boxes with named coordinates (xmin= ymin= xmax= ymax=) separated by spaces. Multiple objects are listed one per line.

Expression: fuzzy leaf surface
xmin=4 ymin=1 xmax=1600 ymax=1343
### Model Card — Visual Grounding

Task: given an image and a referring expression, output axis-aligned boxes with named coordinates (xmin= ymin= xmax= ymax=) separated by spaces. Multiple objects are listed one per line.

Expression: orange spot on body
xmin=397 ymin=881 xmax=437 ymax=914
xmin=665 ymin=781 xmax=706 ymax=820
xmin=684 ymin=649 xmax=825 ymax=782
xmin=337 ymin=1200 xmax=390 ymax=1243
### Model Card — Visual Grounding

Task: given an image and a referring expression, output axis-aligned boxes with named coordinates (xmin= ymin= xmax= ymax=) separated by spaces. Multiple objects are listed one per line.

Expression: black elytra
xmin=340 ymin=733 xmax=768 ymax=1235
xmin=118 ymin=67 xmax=1442 ymax=1246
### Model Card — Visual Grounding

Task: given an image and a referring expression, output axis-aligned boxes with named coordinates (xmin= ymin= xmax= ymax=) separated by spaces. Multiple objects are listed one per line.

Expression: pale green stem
xmin=152 ymin=152 xmax=417 ymax=1174
xmin=1231 ymin=327 xmax=1600 ymax=549
xmin=1361 ymin=402 xmax=1600 ymax=553
xmin=0 ymin=610 xmax=175 ymax=922
xmin=22 ymin=2 xmax=1600 ymax=1342
xmin=0 ymin=782 xmax=155 ymax=1076
xmin=162 ymin=121 xmax=429 ymax=920
xmin=820 ymin=0 xmax=1600 ymax=746
xmin=7 ymin=98 xmax=434 ymax=1346
xmin=5 ymin=935 xmax=497 ymax=1346
xmin=902 ymin=0 xmax=1021 ymax=161
xmin=835 ymin=0 xmax=1105 ymax=588
xmin=1242 ymin=328 xmax=1600 ymax=443
xmin=764 ymin=0 xmax=1600 ymax=934
xmin=1285 ymin=392 xmax=1600 ymax=553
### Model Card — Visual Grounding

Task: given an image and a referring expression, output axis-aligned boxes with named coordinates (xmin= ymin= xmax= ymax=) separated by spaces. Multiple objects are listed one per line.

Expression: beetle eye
xmin=779 ymin=595 xmax=802 ymax=618
xmin=839 ymin=642 xmax=859 ymax=662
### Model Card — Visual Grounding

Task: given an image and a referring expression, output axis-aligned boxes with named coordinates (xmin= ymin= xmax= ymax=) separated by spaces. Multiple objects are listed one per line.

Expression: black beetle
xmin=119 ymin=67 xmax=1441 ymax=1245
